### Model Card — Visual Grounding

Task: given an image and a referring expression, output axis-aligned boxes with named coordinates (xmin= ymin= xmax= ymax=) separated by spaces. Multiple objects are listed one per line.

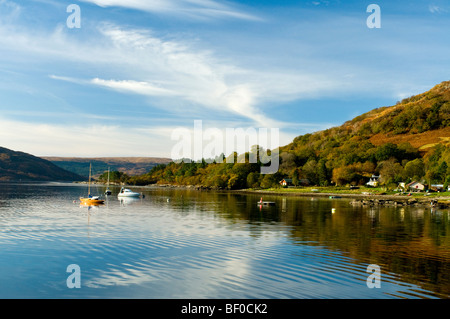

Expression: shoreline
xmin=230 ymin=189 xmax=450 ymax=209
xmin=144 ymin=184 xmax=450 ymax=208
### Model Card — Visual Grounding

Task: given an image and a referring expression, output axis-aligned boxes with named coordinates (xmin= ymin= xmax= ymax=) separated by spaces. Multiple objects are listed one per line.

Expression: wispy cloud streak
xmin=79 ymin=0 xmax=261 ymax=21
xmin=42 ymin=24 xmax=337 ymax=128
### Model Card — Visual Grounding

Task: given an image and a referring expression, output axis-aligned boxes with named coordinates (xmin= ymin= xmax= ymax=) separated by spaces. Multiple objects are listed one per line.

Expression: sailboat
xmin=80 ymin=163 xmax=105 ymax=205
xmin=105 ymin=167 xmax=112 ymax=195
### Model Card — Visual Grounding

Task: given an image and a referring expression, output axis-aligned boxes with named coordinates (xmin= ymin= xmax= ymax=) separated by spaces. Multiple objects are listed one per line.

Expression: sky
xmin=0 ymin=0 xmax=449 ymax=159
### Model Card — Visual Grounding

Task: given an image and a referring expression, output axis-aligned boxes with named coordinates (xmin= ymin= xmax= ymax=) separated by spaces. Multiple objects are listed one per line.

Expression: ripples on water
xmin=0 ymin=182 xmax=449 ymax=299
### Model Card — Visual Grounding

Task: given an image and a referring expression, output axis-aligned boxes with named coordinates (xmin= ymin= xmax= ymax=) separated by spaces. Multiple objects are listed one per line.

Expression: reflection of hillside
xmin=282 ymin=200 xmax=450 ymax=298
xmin=148 ymin=188 xmax=450 ymax=297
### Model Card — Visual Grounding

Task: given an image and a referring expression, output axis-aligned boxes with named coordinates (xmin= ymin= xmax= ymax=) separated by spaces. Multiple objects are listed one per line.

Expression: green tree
xmin=332 ymin=166 xmax=357 ymax=186
xmin=291 ymin=169 xmax=300 ymax=187
xmin=375 ymin=143 xmax=400 ymax=162
xmin=379 ymin=158 xmax=403 ymax=185
xmin=317 ymin=159 xmax=329 ymax=186
xmin=279 ymin=152 xmax=297 ymax=175
xmin=260 ymin=174 xmax=278 ymax=189
xmin=437 ymin=161 xmax=448 ymax=183
xmin=246 ymin=172 xmax=260 ymax=188
xmin=403 ymin=158 xmax=425 ymax=181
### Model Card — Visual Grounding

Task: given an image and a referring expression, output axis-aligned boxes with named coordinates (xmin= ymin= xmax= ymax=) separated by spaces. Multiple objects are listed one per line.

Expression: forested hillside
xmin=126 ymin=81 xmax=450 ymax=190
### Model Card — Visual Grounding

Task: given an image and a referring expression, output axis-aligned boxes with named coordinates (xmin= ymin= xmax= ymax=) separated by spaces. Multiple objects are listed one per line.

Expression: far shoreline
xmin=142 ymin=183 xmax=450 ymax=205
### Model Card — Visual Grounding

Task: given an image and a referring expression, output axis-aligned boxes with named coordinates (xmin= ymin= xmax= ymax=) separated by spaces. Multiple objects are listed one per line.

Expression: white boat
xmin=118 ymin=187 xmax=141 ymax=198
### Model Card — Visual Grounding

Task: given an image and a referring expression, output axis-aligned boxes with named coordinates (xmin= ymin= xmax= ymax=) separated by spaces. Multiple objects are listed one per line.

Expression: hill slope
xmin=284 ymin=80 xmax=450 ymax=153
xmin=279 ymin=80 xmax=450 ymax=186
xmin=42 ymin=157 xmax=172 ymax=177
xmin=0 ymin=147 xmax=84 ymax=182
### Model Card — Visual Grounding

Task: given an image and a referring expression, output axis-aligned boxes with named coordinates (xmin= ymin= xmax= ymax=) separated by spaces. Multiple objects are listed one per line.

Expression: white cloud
xmin=429 ymin=5 xmax=447 ymax=14
xmin=0 ymin=115 xmax=303 ymax=159
xmin=0 ymin=4 xmax=367 ymax=133
xmin=79 ymin=0 xmax=261 ymax=21
xmin=0 ymin=117 xmax=173 ymax=157
xmin=1 ymin=13 xmax=350 ymax=137
xmin=90 ymin=78 xmax=177 ymax=97
xmin=43 ymin=24 xmax=335 ymax=128
xmin=0 ymin=0 xmax=21 ymax=20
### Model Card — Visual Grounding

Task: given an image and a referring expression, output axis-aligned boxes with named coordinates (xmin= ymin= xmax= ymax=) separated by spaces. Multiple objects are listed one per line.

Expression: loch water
xmin=0 ymin=182 xmax=449 ymax=299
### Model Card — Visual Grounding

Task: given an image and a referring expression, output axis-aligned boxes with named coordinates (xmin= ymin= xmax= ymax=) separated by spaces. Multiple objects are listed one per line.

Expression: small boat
xmin=118 ymin=187 xmax=141 ymax=198
xmin=329 ymin=196 xmax=342 ymax=199
xmin=258 ymin=201 xmax=276 ymax=206
xmin=257 ymin=197 xmax=276 ymax=206
xmin=80 ymin=163 xmax=104 ymax=205
xmin=80 ymin=195 xmax=104 ymax=206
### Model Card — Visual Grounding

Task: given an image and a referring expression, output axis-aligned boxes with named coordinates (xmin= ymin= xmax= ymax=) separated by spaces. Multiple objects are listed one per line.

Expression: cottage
xmin=406 ymin=181 xmax=426 ymax=192
xmin=366 ymin=175 xmax=380 ymax=187
xmin=279 ymin=178 xmax=310 ymax=187
xmin=279 ymin=178 xmax=293 ymax=187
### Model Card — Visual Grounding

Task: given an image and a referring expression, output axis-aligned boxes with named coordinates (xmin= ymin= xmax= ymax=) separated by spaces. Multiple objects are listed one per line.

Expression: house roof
xmin=406 ymin=181 xmax=424 ymax=187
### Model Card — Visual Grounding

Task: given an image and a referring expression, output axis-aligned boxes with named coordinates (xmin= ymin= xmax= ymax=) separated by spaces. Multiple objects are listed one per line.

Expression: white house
xmin=366 ymin=175 xmax=380 ymax=187
xmin=406 ymin=181 xmax=426 ymax=192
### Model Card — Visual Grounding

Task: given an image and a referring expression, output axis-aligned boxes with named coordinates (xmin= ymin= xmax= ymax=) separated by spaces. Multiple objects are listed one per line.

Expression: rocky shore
xmin=229 ymin=189 xmax=450 ymax=209
xmin=349 ymin=198 xmax=450 ymax=209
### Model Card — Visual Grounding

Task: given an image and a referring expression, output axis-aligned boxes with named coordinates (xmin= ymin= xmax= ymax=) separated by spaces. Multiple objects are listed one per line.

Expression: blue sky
xmin=0 ymin=0 xmax=449 ymax=158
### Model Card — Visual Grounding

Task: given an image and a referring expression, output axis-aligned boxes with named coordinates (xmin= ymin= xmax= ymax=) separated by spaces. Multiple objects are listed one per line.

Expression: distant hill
xmin=0 ymin=147 xmax=84 ymax=182
xmin=42 ymin=157 xmax=173 ymax=177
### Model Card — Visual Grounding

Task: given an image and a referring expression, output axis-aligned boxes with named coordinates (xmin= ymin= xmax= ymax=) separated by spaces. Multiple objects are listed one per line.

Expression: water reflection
xmin=118 ymin=197 xmax=141 ymax=206
xmin=0 ymin=183 xmax=449 ymax=298
xmin=145 ymin=188 xmax=450 ymax=298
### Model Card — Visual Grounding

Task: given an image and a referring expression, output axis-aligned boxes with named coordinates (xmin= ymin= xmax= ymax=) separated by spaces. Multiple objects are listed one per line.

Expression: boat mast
xmin=88 ymin=163 xmax=91 ymax=197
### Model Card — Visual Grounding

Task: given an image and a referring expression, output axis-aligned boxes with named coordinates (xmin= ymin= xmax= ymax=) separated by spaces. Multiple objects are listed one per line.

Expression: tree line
xmin=97 ymin=141 xmax=449 ymax=191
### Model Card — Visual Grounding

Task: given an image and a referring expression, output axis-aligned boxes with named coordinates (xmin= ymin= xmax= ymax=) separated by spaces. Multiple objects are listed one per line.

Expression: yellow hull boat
xmin=80 ymin=197 xmax=104 ymax=205
xmin=79 ymin=163 xmax=104 ymax=205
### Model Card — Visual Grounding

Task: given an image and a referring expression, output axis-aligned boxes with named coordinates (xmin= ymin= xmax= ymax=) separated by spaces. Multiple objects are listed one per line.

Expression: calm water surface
xmin=0 ymin=182 xmax=449 ymax=299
